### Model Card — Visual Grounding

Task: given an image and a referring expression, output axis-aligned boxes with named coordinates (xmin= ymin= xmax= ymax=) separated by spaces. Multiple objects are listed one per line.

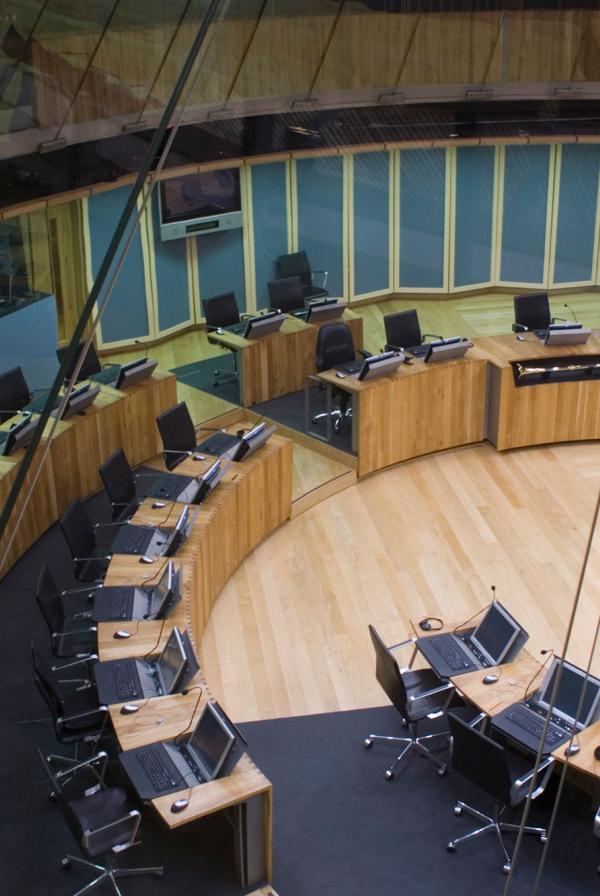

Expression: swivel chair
xmin=277 ymin=250 xmax=329 ymax=301
xmin=38 ymin=749 xmax=163 ymax=894
xmin=56 ymin=340 xmax=121 ymax=386
xmin=383 ymin=309 xmax=440 ymax=355
xmin=35 ymin=564 xmax=97 ymax=661
xmin=99 ymin=448 xmax=142 ymax=522
xmin=311 ymin=322 xmax=364 ymax=433
xmin=267 ymin=275 xmax=305 ymax=314
xmin=59 ymin=499 xmax=112 ymax=583
xmin=202 ymin=291 xmax=242 ymax=386
xmin=363 ymin=624 xmax=455 ymax=779
xmin=594 ymin=805 xmax=600 ymax=873
xmin=0 ymin=365 xmax=55 ymax=421
xmin=513 ymin=292 xmax=553 ymax=334
xmin=446 ymin=712 xmax=554 ymax=874
xmin=156 ymin=401 xmax=204 ymax=470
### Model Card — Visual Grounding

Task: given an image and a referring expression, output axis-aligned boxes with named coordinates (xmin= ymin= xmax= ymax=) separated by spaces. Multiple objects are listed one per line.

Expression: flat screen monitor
xmin=155 ymin=627 xmax=187 ymax=695
xmin=243 ymin=311 xmax=286 ymax=339
xmin=163 ymin=506 xmax=199 ymax=557
xmin=55 ymin=383 xmax=101 ymax=419
xmin=424 ymin=337 xmax=471 ymax=363
xmin=357 ymin=351 xmax=404 ymax=381
xmin=538 ymin=658 xmax=600 ymax=729
xmin=195 ymin=458 xmax=228 ymax=502
xmin=0 ymin=414 xmax=37 ymax=456
xmin=187 ymin=702 xmax=236 ymax=781
xmin=469 ymin=601 xmax=521 ymax=666
xmin=545 ymin=325 xmax=591 ymax=346
xmin=232 ymin=422 xmax=276 ymax=462
xmin=0 ymin=366 xmax=30 ymax=422
xmin=159 ymin=169 xmax=243 ymax=242
xmin=114 ymin=358 xmax=158 ymax=389
xmin=305 ymin=300 xmax=347 ymax=324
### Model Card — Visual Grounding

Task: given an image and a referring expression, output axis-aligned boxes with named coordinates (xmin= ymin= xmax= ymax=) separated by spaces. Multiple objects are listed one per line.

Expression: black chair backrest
xmin=368 ymin=624 xmax=409 ymax=717
xmin=99 ymin=448 xmax=136 ymax=519
xmin=202 ymin=292 xmax=240 ymax=329
xmin=448 ymin=712 xmax=513 ymax=805
xmin=384 ymin=309 xmax=422 ymax=350
xmin=35 ymin=564 xmax=65 ymax=635
xmin=56 ymin=341 xmax=102 ymax=383
xmin=316 ymin=322 xmax=356 ymax=372
xmin=514 ymin=292 xmax=551 ymax=332
xmin=156 ymin=402 xmax=196 ymax=470
xmin=0 ymin=365 xmax=30 ymax=422
xmin=278 ymin=251 xmax=312 ymax=289
xmin=267 ymin=276 xmax=305 ymax=313
xmin=31 ymin=639 xmax=63 ymax=721
xmin=59 ymin=499 xmax=96 ymax=576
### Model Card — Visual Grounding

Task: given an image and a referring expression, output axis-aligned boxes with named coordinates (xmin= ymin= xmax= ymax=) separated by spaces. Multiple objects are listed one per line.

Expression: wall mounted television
xmin=158 ymin=168 xmax=243 ymax=241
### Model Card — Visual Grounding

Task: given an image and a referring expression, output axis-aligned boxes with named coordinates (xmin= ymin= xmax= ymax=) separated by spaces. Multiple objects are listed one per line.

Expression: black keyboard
xmin=225 ymin=322 xmax=247 ymax=335
xmin=428 ymin=635 xmax=472 ymax=671
xmin=91 ymin=365 xmax=120 ymax=385
xmin=113 ymin=525 xmax=153 ymax=554
xmin=336 ymin=361 xmax=362 ymax=374
xmin=137 ymin=747 xmax=180 ymax=792
xmin=197 ymin=431 xmax=240 ymax=456
xmin=150 ymin=473 xmax=194 ymax=501
xmin=505 ymin=708 xmax=563 ymax=746
xmin=108 ymin=587 xmax=134 ymax=620
xmin=113 ymin=660 xmax=140 ymax=700
xmin=409 ymin=344 xmax=429 ymax=358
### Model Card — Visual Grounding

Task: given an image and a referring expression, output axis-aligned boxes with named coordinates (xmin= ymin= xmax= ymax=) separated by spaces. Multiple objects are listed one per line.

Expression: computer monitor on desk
xmin=357 ymin=352 xmax=404 ymax=381
xmin=544 ymin=324 xmax=591 ymax=346
xmin=305 ymin=300 xmax=347 ymax=324
xmin=424 ymin=337 xmax=472 ymax=363
xmin=53 ymin=383 xmax=101 ymax=419
xmin=114 ymin=358 xmax=158 ymax=388
xmin=0 ymin=414 xmax=37 ymax=456
xmin=243 ymin=311 xmax=286 ymax=339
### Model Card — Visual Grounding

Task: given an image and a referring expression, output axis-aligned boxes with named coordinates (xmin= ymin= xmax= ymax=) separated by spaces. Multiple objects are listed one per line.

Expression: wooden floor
xmin=200 ymin=439 xmax=600 ymax=723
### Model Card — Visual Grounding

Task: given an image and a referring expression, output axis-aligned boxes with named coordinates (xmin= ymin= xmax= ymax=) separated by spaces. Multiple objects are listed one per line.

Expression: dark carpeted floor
xmin=170 ymin=355 xmax=240 ymax=405
xmin=250 ymin=387 xmax=355 ymax=456
xmin=1 ymin=491 xmax=599 ymax=895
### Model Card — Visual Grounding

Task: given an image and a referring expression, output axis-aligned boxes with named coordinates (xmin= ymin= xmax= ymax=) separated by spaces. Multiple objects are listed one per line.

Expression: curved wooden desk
xmin=98 ymin=427 xmax=293 ymax=887
xmin=0 ymin=372 xmax=177 ymax=575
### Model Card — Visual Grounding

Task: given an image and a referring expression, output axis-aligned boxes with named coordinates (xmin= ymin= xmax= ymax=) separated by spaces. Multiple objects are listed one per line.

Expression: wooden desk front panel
xmin=355 ymin=357 xmax=487 ymax=476
xmin=477 ymin=334 xmax=600 ymax=450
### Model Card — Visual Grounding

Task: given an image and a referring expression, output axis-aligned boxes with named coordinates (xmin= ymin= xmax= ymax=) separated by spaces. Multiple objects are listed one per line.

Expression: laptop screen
xmin=156 ymin=628 xmax=186 ymax=695
xmin=469 ymin=602 xmax=520 ymax=666
xmin=538 ymin=659 xmax=600 ymax=728
xmin=151 ymin=560 xmax=173 ymax=602
xmin=187 ymin=702 xmax=235 ymax=781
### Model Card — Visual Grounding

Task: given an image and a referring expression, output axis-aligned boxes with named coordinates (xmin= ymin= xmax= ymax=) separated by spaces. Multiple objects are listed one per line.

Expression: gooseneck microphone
xmin=134 ymin=338 xmax=149 ymax=361
xmin=563 ymin=303 xmax=579 ymax=323
xmin=523 ymin=648 xmax=554 ymax=701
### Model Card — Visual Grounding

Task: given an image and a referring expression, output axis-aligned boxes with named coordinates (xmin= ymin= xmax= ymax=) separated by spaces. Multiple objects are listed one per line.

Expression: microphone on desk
xmin=0 ymin=408 xmax=32 ymax=418
xmin=134 ymin=339 xmax=149 ymax=361
xmin=142 ymin=616 xmax=169 ymax=663
xmin=563 ymin=303 xmax=579 ymax=323
xmin=162 ymin=448 xmax=206 ymax=463
xmin=523 ymin=648 xmax=554 ymax=701
xmin=173 ymin=685 xmax=205 ymax=745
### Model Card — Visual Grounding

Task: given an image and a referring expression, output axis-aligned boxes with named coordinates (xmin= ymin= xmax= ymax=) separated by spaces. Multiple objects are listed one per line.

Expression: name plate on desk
xmin=512 ymin=354 xmax=600 ymax=387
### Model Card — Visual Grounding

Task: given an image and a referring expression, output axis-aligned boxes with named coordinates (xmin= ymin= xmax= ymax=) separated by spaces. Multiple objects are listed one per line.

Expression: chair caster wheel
xmin=503 ymin=863 xmax=511 ymax=875
xmin=446 ymin=844 xmax=456 ymax=854
xmin=61 ymin=858 xmax=71 ymax=871
xmin=153 ymin=870 xmax=165 ymax=878
xmin=540 ymin=833 xmax=547 ymax=843
xmin=363 ymin=738 xmax=372 ymax=748
xmin=48 ymin=790 xmax=56 ymax=801
xmin=385 ymin=770 xmax=394 ymax=780
xmin=454 ymin=806 xmax=462 ymax=816
xmin=437 ymin=765 xmax=447 ymax=777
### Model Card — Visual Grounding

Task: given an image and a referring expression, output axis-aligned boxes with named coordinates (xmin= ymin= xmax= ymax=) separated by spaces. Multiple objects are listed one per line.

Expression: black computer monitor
xmin=0 ymin=414 xmax=37 ymax=456
xmin=243 ymin=311 xmax=286 ymax=339
xmin=114 ymin=358 xmax=158 ymax=389
xmin=56 ymin=341 xmax=102 ymax=383
xmin=231 ymin=423 xmax=276 ymax=461
xmin=0 ymin=366 xmax=30 ymax=423
xmin=538 ymin=659 xmax=600 ymax=729
xmin=55 ymin=383 xmax=100 ymax=419
xmin=195 ymin=458 xmax=227 ymax=502
xmin=186 ymin=702 xmax=241 ymax=782
xmin=163 ymin=506 xmax=191 ymax=557
xmin=155 ymin=627 xmax=187 ymax=695
xmin=357 ymin=352 xmax=404 ymax=381
xmin=469 ymin=602 xmax=521 ymax=666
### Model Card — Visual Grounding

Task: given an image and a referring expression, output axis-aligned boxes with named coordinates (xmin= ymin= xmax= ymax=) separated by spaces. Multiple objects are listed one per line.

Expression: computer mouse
xmin=113 ymin=630 xmax=132 ymax=639
xmin=482 ymin=674 xmax=499 ymax=685
xmin=336 ymin=371 xmax=346 ymax=379
xmin=139 ymin=555 xmax=154 ymax=564
xmin=564 ymin=743 xmax=580 ymax=757
xmin=170 ymin=799 xmax=189 ymax=813
xmin=151 ymin=501 xmax=166 ymax=509
xmin=419 ymin=619 xmax=432 ymax=631
xmin=516 ymin=335 xmax=525 ymax=341
xmin=120 ymin=703 xmax=140 ymax=715
xmin=594 ymin=745 xmax=600 ymax=761
xmin=216 ymin=327 xmax=224 ymax=335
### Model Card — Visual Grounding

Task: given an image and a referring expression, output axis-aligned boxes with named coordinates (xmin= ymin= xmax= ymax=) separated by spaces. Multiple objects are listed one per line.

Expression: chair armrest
xmin=468 ymin=711 xmax=488 ymax=729
xmin=240 ymin=312 xmax=255 ymax=319
xmin=52 ymin=653 xmax=98 ymax=672
xmin=83 ymin=809 xmax=141 ymax=855
xmin=512 ymin=322 xmax=528 ymax=332
xmin=357 ymin=349 xmax=372 ymax=359
xmin=388 ymin=637 xmax=416 ymax=651
xmin=511 ymin=756 xmax=555 ymax=803
xmin=422 ymin=333 xmax=442 ymax=341
xmin=594 ymin=806 xmax=600 ymax=838
xmin=60 ymin=584 xmax=100 ymax=598
xmin=408 ymin=681 xmax=454 ymax=705
xmin=57 ymin=704 xmax=108 ymax=736
xmin=55 ymin=750 xmax=109 ymax=784
xmin=74 ymin=554 xmax=112 ymax=563
xmin=311 ymin=270 xmax=328 ymax=289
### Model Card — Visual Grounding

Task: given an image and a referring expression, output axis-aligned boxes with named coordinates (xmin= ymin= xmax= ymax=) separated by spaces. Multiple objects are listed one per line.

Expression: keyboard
xmin=113 ymin=661 xmax=140 ymax=700
xmin=112 ymin=525 xmax=153 ymax=554
xmin=108 ymin=587 xmax=134 ymax=620
xmin=137 ymin=747 xmax=180 ymax=792
xmin=336 ymin=361 xmax=362 ymax=374
xmin=225 ymin=322 xmax=247 ymax=335
xmin=505 ymin=708 xmax=564 ymax=746
xmin=409 ymin=344 xmax=429 ymax=358
xmin=427 ymin=635 xmax=472 ymax=671
xmin=91 ymin=365 xmax=120 ymax=385
xmin=197 ymin=430 xmax=240 ymax=456
xmin=150 ymin=473 xmax=194 ymax=501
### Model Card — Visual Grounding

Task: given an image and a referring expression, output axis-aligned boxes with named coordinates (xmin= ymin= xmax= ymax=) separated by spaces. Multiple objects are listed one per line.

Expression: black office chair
xmin=99 ymin=448 xmax=142 ymax=522
xmin=202 ymin=291 xmax=242 ymax=386
xmin=0 ymin=365 xmax=31 ymax=422
xmin=363 ymin=624 xmax=455 ymax=779
xmin=277 ymin=250 xmax=329 ymax=301
xmin=312 ymin=322 xmax=365 ymax=433
xmin=446 ymin=712 xmax=554 ymax=874
xmin=31 ymin=639 xmax=108 ymax=760
xmin=594 ymin=805 xmax=600 ymax=873
xmin=38 ymin=749 xmax=163 ymax=894
xmin=267 ymin=276 xmax=305 ymax=314
xmin=35 ymin=564 xmax=97 ymax=661
xmin=156 ymin=401 xmax=203 ymax=470
xmin=513 ymin=292 xmax=553 ymax=333
xmin=383 ymin=309 xmax=440 ymax=353
xmin=56 ymin=340 xmax=120 ymax=385
xmin=59 ymin=499 xmax=112 ymax=582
